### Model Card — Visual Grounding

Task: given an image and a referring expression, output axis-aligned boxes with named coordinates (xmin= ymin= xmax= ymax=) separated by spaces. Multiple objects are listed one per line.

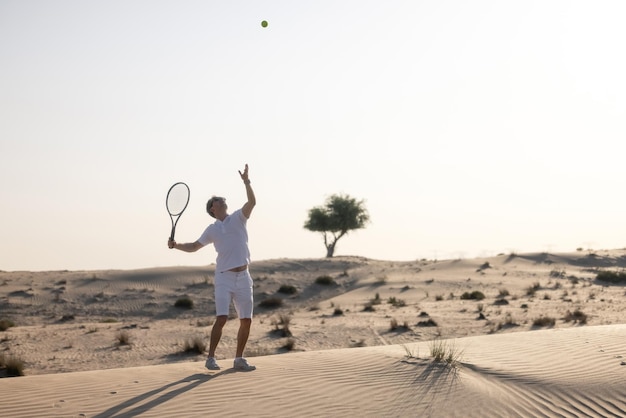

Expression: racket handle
xmin=169 ymin=226 xmax=176 ymax=241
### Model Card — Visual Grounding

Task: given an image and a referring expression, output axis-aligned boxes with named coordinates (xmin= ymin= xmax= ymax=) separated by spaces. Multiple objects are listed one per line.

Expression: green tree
xmin=304 ymin=194 xmax=370 ymax=258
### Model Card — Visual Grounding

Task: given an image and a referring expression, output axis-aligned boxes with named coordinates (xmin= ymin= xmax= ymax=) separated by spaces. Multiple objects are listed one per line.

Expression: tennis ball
xmin=261 ymin=20 xmax=268 ymax=28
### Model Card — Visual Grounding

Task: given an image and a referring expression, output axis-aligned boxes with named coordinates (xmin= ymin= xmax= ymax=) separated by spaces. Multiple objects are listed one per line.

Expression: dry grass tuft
xmin=429 ymin=339 xmax=464 ymax=368
xmin=0 ymin=353 xmax=25 ymax=377
xmin=182 ymin=336 xmax=206 ymax=354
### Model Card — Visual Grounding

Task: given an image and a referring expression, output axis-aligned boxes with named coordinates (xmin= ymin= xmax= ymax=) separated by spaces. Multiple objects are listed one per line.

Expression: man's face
xmin=210 ymin=197 xmax=227 ymax=217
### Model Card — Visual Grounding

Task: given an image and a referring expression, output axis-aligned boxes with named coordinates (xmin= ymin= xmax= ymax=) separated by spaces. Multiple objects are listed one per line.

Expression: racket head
xmin=166 ymin=182 xmax=190 ymax=216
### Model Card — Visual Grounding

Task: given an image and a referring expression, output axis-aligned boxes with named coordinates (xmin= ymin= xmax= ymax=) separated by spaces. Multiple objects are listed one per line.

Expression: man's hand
xmin=239 ymin=164 xmax=250 ymax=184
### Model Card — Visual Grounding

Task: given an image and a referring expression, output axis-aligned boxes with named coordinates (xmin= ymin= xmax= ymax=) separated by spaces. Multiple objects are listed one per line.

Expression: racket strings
xmin=167 ymin=184 xmax=190 ymax=216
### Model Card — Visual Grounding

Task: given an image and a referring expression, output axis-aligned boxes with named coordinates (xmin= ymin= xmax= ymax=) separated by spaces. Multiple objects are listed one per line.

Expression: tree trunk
xmin=325 ymin=243 xmax=335 ymax=258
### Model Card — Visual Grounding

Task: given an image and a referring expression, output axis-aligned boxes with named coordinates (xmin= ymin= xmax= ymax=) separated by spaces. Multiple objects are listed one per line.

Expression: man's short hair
xmin=206 ymin=196 xmax=224 ymax=218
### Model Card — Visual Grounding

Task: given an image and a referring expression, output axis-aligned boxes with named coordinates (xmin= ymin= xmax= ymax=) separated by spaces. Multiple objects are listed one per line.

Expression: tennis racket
xmin=166 ymin=182 xmax=190 ymax=241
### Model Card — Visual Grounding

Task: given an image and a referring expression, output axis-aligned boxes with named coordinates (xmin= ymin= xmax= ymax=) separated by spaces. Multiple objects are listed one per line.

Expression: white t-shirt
xmin=197 ymin=209 xmax=250 ymax=272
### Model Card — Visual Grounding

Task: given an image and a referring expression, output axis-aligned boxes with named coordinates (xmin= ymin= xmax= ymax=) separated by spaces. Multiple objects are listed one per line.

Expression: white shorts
xmin=214 ymin=270 xmax=254 ymax=319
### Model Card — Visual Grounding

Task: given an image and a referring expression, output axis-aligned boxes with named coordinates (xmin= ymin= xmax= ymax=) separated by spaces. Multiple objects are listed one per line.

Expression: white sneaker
xmin=233 ymin=357 xmax=256 ymax=371
xmin=205 ymin=357 xmax=220 ymax=370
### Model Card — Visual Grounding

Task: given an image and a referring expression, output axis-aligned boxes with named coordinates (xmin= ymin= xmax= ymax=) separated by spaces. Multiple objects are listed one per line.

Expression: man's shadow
xmin=93 ymin=369 xmax=236 ymax=418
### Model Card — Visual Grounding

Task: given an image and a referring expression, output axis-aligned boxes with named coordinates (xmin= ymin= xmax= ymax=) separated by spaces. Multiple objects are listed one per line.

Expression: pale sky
xmin=1 ymin=0 xmax=625 ymax=271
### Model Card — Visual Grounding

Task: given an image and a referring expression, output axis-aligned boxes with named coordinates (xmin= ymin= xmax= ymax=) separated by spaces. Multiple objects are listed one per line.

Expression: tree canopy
xmin=303 ymin=194 xmax=370 ymax=258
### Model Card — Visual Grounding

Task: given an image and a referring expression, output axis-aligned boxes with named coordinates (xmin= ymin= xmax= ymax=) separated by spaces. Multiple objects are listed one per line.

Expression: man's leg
xmin=235 ymin=318 xmax=252 ymax=358
xmin=208 ymin=315 xmax=228 ymax=358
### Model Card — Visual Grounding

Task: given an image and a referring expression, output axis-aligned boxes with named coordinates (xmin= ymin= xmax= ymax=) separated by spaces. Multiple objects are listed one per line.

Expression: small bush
xmin=183 ymin=336 xmax=206 ymax=354
xmin=315 ymin=275 xmax=336 ymax=286
xmin=333 ymin=307 xmax=344 ymax=316
xmin=362 ymin=303 xmax=376 ymax=312
xmin=370 ymin=293 xmax=382 ymax=305
xmin=116 ymin=331 xmax=131 ymax=346
xmin=416 ymin=318 xmax=438 ymax=327
xmin=0 ymin=319 xmax=15 ymax=332
xmin=0 ymin=353 xmax=25 ymax=377
xmin=564 ymin=309 xmax=588 ymax=324
xmin=282 ymin=338 xmax=296 ymax=351
xmin=387 ymin=296 xmax=406 ymax=307
xmin=527 ymin=282 xmax=541 ymax=296
xmin=460 ymin=291 xmax=485 ymax=301
xmin=595 ymin=270 xmax=626 ymax=283
xmin=532 ymin=316 xmax=556 ymax=328
xmin=174 ymin=297 xmax=193 ymax=309
xmin=478 ymin=262 xmax=491 ymax=271
xmin=272 ymin=314 xmax=292 ymax=337
xmin=429 ymin=339 xmax=463 ymax=367
xmin=259 ymin=297 xmax=283 ymax=309
xmin=390 ymin=318 xmax=410 ymax=331
xmin=277 ymin=284 xmax=298 ymax=295
xmin=550 ymin=268 xmax=566 ymax=278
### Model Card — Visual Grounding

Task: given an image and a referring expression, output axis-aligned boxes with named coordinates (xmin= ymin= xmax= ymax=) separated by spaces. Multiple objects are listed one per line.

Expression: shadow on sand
xmin=92 ymin=369 xmax=235 ymax=418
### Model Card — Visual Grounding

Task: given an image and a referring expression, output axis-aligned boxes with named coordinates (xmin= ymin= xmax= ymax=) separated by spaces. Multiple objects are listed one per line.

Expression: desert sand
xmin=1 ymin=249 xmax=625 ymax=417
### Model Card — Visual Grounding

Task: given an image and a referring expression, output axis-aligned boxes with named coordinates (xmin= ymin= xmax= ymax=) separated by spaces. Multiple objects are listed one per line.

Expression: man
xmin=168 ymin=164 xmax=256 ymax=371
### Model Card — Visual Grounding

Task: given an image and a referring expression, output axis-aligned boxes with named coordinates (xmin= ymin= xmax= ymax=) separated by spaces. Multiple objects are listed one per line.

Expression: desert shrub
xmin=429 ymin=339 xmax=463 ymax=367
xmin=390 ymin=318 xmax=410 ymax=331
xmin=277 ymin=284 xmax=298 ymax=295
xmin=493 ymin=298 xmax=509 ymax=305
xmin=183 ymin=336 xmax=206 ymax=354
xmin=526 ymin=282 xmax=541 ymax=296
xmin=174 ymin=297 xmax=193 ymax=309
xmin=370 ymin=293 xmax=382 ymax=305
xmin=435 ymin=294 xmax=444 ymax=301
xmin=315 ymin=275 xmax=336 ymax=286
xmin=490 ymin=313 xmax=518 ymax=333
xmin=116 ymin=331 xmax=131 ymax=346
xmin=387 ymin=296 xmax=406 ymax=307
xmin=333 ymin=307 xmax=344 ymax=316
xmin=259 ymin=297 xmax=283 ymax=309
xmin=564 ymin=309 xmax=588 ymax=324
xmin=282 ymin=338 xmax=296 ymax=351
xmin=595 ymin=270 xmax=626 ymax=283
xmin=460 ymin=291 xmax=485 ymax=301
xmin=0 ymin=319 xmax=15 ymax=331
xmin=417 ymin=318 xmax=438 ymax=327
xmin=478 ymin=262 xmax=491 ymax=271
xmin=271 ymin=314 xmax=292 ymax=337
xmin=550 ymin=268 xmax=566 ymax=278
xmin=389 ymin=318 xmax=398 ymax=329
xmin=532 ymin=316 xmax=556 ymax=327
xmin=0 ymin=353 xmax=25 ymax=377
xmin=498 ymin=289 xmax=510 ymax=297
xmin=362 ymin=303 xmax=376 ymax=312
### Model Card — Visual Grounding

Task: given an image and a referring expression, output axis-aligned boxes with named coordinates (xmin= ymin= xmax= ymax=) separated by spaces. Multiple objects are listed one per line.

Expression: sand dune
xmin=1 ymin=325 xmax=625 ymax=417
xmin=1 ymin=250 xmax=626 ymax=416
